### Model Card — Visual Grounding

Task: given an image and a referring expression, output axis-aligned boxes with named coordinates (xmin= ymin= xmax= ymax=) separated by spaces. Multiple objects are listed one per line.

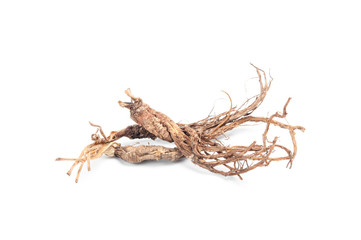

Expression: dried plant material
xmin=57 ymin=65 xmax=305 ymax=182
xmin=108 ymin=143 xmax=183 ymax=163
xmin=56 ymin=142 xmax=115 ymax=183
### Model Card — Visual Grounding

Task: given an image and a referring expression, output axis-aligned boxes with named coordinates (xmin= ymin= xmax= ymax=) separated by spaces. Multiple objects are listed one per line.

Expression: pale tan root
xmin=112 ymin=144 xmax=183 ymax=163
xmin=56 ymin=142 xmax=115 ymax=183
xmin=57 ymin=142 xmax=183 ymax=182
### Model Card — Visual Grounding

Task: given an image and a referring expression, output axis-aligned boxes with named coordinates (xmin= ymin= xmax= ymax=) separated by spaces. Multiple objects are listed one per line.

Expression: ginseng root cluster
xmin=57 ymin=65 xmax=305 ymax=182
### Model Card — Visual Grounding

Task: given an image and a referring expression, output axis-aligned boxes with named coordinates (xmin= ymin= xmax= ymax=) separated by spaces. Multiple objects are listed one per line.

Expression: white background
xmin=1 ymin=1 xmax=360 ymax=239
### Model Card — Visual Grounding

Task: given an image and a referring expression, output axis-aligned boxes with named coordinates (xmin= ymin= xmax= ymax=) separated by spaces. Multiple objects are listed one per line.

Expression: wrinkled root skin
xmin=57 ymin=65 xmax=305 ymax=182
xmin=112 ymin=144 xmax=183 ymax=163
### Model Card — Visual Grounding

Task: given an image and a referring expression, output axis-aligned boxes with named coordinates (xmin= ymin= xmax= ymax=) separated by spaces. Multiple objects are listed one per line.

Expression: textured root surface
xmin=57 ymin=65 xmax=304 ymax=182
xmin=116 ymin=65 xmax=304 ymax=178
xmin=111 ymin=143 xmax=183 ymax=163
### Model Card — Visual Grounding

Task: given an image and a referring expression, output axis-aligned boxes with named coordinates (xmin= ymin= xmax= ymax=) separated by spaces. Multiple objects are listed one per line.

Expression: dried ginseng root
xmin=57 ymin=65 xmax=304 ymax=182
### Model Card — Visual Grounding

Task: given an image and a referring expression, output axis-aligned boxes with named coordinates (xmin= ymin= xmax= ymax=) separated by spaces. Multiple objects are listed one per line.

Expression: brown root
xmin=117 ymin=65 xmax=304 ymax=179
xmin=111 ymin=143 xmax=183 ymax=163
xmin=57 ymin=64 xmax=304 ymax=182
xmin=188 ymin=98 xmax=303 ymax=177
xmin=57 ymin=142 xmax=183 ymax=182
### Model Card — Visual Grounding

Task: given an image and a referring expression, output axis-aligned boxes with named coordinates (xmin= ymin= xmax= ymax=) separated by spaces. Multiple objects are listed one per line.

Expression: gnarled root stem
xmin=110 ymin=143 xmax=183 ymax=163
xmin=57 ymin=64 xmax=305 ymax=182
xmin=57 ymin=142 xmax=183 ymax=182
xmin=115 ymin=65 xmax=305 ymax=180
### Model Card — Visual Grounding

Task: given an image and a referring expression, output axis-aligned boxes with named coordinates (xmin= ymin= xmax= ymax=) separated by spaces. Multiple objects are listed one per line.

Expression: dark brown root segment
xmin=109 ymin=124 xmax=157 ymax=142
xmin=86 ymin=121 xmax=157 ymax=145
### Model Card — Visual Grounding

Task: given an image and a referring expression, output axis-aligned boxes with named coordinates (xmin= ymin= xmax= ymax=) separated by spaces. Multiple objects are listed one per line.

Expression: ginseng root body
xmin=57 ymin=65 xmax=304 ymax=182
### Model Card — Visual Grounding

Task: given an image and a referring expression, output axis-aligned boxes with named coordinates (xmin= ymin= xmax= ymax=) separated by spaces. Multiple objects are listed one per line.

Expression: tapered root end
xmin=250 ymin=62 xmax=259 ymax=70
xmin=118 ymin=100 xmax=131 ymax=108
xmin=125 ymin=88 xmax=139 ymax=101
xmin=119 ymin=88 xmax=140 ymax=109
xmin=125 ymin=88 xmax=133 ymax=98
xmin=56 ymin=158 xmax=79 ymax=161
